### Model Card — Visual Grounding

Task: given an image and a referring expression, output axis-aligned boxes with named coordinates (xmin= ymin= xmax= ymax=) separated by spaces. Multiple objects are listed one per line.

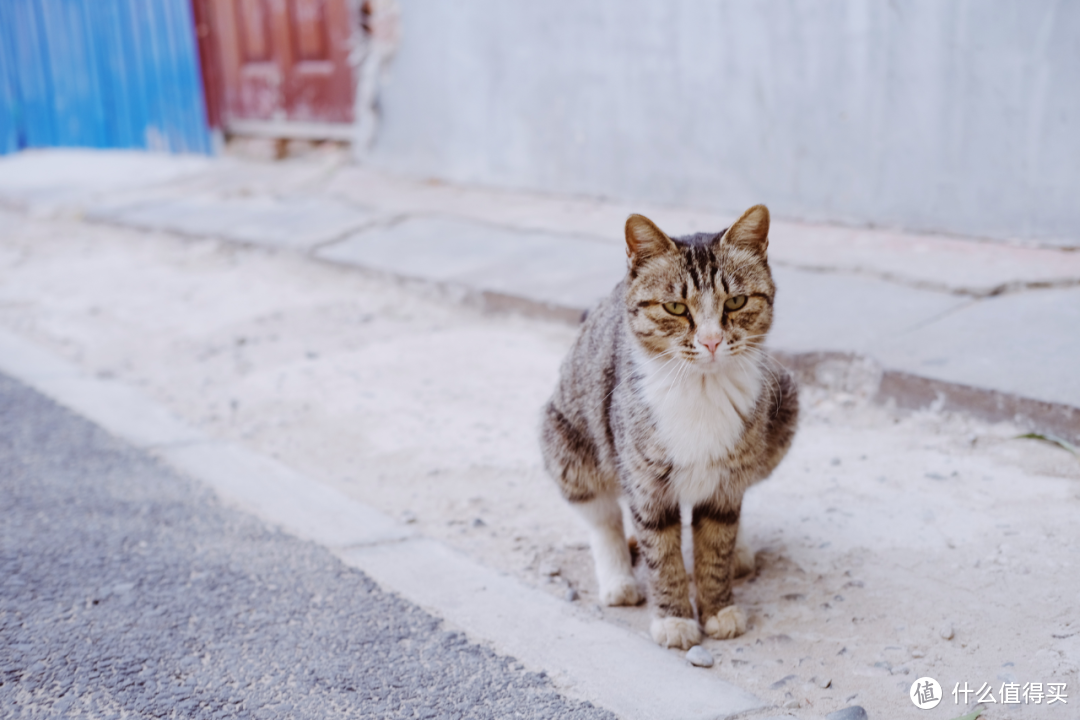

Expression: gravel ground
xmin=0 ymin=372 xmax=616 ymax=720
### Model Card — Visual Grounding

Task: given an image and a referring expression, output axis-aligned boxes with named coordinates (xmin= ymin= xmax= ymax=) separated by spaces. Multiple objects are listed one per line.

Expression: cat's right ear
xmin=625 ymin=214 xmax=676 ymax=268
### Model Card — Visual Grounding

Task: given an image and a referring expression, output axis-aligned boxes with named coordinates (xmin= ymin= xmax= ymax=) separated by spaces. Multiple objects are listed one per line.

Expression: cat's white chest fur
xmin=637 ymin=354 xmax=763 ymax=505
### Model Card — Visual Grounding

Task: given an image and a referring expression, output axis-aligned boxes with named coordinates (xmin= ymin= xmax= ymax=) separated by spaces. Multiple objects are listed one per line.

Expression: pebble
xmin=826 ymin=707 xmax=868 ymax=720
xmin=686 ymin=646 xmax=714 ymax=668
xmin=783 ymin=698 xmax=800 ymax=709
xmin=400 ymin=511 xmax=417 ymax=524
xmin=940 ymin=624 xmax=955 ymax=640
xmin=471 ymin=517 xmax=486 ymax=528
xmin=769 ymin=674 xmax=797 ymax=689
xmin=564 ymin=587 xmax=578 ymax=602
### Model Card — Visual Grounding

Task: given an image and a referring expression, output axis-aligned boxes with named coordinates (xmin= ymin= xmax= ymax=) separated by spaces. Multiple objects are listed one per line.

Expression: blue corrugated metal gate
xmin=0 ymin=0 xmax=212 ymax=155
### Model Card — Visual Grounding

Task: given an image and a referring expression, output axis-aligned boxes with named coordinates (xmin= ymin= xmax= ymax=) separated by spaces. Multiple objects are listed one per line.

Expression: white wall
xmin=370 ymin=1 xmax=1079 ymax=245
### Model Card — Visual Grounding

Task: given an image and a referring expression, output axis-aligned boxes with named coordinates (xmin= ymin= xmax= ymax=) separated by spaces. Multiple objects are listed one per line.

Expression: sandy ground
xmin=1 ymin=208 xmax=1077 ymax=719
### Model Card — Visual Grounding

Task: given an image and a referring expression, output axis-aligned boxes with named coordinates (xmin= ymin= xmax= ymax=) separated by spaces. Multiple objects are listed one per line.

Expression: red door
xmin=197 ymin=0 xmax=357 ymax=139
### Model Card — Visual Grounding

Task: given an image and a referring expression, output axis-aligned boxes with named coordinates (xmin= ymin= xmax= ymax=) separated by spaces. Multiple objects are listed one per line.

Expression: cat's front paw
xmin=599 ymin=577 xmax=643 ymax=606
xmin=650 ymin=616 xmax=701 ymax=649
xmin=702 ymin=605 xmax=748 ymax=639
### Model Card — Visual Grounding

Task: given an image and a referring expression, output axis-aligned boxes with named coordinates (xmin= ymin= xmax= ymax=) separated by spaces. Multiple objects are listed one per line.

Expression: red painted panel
xmin=200 ymin=0 xmax=356 ymax=128
xmin=236 ymin=0 xmax=273 ymax=62
xmin=290 ymin=0 xmax=329 ymax=61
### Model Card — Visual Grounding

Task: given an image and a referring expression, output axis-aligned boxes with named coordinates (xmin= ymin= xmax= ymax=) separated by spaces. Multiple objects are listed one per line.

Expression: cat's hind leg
xmin=574 ymin=494 xmax=643 ymax=606
xmin=541 ymin=403 xmax=641 ymax=606
xmin=733 ymin=522 xmax=756 ymax=578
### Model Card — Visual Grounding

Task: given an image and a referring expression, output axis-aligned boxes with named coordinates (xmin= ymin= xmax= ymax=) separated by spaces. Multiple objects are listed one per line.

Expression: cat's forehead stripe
xmin=683 ymin=243 xmax=719 ymax=292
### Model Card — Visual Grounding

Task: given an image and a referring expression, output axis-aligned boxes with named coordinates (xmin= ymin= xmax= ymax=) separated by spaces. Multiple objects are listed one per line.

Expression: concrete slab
xmin=88 ymin=195 xmax=382 ymax=251
xmin=871 ymin=286 xmax=1080 ymax=408
xmin=769 ymin=220 xmax=1080 ymax=297
xmin=328 ymin=165 xmax=1080 ymax=294
xmin=767 ymin=266 xmax=969 ymax=357
xmin=317 ymin=216 xmax=626 ymax=310
xmin=0 ymin=149 xmax=209 ymax=212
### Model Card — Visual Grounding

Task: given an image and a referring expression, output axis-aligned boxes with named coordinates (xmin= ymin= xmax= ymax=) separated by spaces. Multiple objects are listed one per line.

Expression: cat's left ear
xmin=720 ymin=204 xmax=770 ymax=254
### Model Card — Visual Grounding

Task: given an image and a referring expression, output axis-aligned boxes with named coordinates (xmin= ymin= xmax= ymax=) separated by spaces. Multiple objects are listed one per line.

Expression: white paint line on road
xmin=0 ymin=327 xmax=768 ymax=720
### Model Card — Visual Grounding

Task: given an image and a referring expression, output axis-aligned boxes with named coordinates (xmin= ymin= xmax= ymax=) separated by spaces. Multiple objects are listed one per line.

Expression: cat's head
xmin=623 ymin=205 xmax=775 ymax=371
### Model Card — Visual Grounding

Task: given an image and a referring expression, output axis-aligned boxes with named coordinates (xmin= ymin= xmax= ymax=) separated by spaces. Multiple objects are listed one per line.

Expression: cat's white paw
xmin=650 ymin=616 xmax=702 ymax=649
xmin=733 ymin=538 xmax=755 ymax=578
xmin=599 ymin=577 xmax=643 ymax=606
xmin=703 ymin=605 xmax=748 ymax=639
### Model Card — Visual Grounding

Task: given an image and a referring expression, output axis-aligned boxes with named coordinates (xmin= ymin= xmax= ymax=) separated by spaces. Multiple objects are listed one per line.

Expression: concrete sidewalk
xmin=0 ymin=148 xmax=1077 ymax=441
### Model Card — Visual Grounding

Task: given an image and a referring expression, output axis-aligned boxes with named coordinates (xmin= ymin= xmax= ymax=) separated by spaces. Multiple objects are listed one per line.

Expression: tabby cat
xmin=540 ymin=205 xmax=798 ymax=649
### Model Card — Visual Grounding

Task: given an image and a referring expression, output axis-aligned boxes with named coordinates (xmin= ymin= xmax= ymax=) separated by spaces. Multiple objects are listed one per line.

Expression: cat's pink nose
xmin=698 ymin=335 xmax=723 ymax=355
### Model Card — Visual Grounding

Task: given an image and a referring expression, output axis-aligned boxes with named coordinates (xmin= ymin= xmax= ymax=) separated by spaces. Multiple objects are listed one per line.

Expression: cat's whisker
xmin=655 ymin=353 xmax=692 ymax=387
xmin=732 ymin=347 xmax=785 ymax=411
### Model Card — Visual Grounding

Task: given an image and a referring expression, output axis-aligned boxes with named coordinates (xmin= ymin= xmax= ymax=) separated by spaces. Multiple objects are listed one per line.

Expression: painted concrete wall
xmin=370 ymin=1 xmax=1078 ymax=245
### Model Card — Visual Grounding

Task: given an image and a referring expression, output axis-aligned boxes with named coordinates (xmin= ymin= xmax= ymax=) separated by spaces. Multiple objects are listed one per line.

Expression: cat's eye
xmin=724 ymin=295 xmax=748 ymax=311
xmin=662 ymin=302 xmax=688 ymax=316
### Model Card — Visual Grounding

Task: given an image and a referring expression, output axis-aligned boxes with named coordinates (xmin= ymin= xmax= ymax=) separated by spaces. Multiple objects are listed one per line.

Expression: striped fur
xmin=540 ymin=205 xmax=799 ymax=648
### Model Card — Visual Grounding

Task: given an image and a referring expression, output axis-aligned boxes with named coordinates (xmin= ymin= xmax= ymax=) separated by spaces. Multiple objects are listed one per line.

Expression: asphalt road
xmin=0 ymin=372 xmax=616 ymax=720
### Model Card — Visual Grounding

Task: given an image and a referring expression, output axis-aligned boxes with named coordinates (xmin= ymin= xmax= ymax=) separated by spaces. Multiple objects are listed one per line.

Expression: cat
xmin=539 ymin=205 xmax=798 ymax=650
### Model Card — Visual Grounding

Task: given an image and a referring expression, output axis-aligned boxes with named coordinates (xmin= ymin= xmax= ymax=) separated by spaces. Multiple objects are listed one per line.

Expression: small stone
xmin=783 ymin=698 xmax=800 ymax=709
xmin=940 ymin=624 xmax=955 ymax=640
xmin=471 ymin=517 xmax=486 ymax=527
xmin=770 ymin=674 xmax=797 ymax=689
xmin=826 ymin=706 xmax=868 ymax=720
xmin=400 ymin=511 xmax=417 ymax=524
xmin=538 ymin=562 xmax=560 ymax=577
xmin=686 ymin=645 xmax=714 ymax=668
xmin=817 ymin=677 xmax=832 ymax=688
xmin=565 ymin=587 xmax=579 ymax=602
